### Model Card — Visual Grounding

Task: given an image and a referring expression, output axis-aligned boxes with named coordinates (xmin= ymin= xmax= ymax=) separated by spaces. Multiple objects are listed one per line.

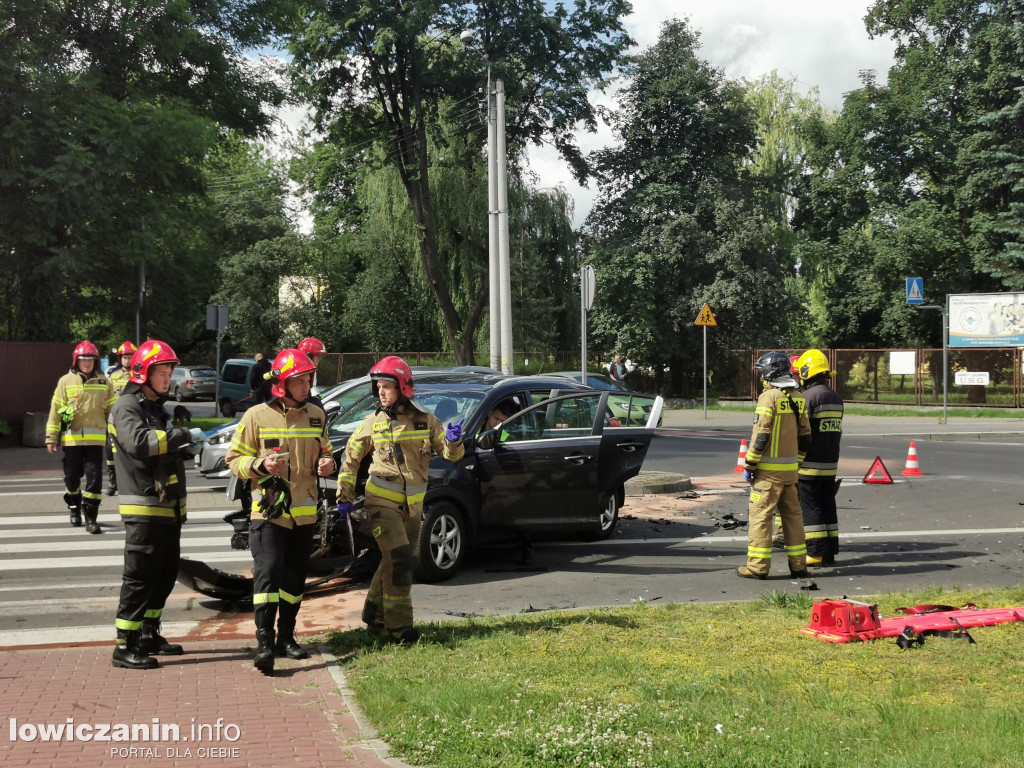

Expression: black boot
xmin=83 ymin=503 xmax=102 ymax=535
xmin=112 ymin=630 xmax=158 ymax=670
xmin=274 ymin=633 xmax=310 ymax=659
xmin=139 ymin=620 xmax=183 ymax=655
xmin=65 ymin=492 xmax=82 ymax=526
xmin=106 ymin=468 xmax=117 ymax=496
xmin=253 ymin=630 xmax=275 ymax=674
xmin=69 ymin=506 xmax=82 ymax=527
xmin=388 ymin=627 xmax=421 ymax=645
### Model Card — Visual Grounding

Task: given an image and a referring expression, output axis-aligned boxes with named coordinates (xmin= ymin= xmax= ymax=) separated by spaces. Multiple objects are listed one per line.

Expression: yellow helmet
xmin=797 ymin=349 xmax=832 ymax=381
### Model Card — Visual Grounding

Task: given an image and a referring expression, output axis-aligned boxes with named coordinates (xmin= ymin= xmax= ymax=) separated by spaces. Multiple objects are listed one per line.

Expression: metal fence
xmin=716 ymin=348 xmax=1024 ymax=407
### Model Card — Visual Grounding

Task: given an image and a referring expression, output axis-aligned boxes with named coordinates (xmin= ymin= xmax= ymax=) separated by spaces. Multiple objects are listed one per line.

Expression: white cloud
xmin=527 ymin=0 xmax=898 ymax=226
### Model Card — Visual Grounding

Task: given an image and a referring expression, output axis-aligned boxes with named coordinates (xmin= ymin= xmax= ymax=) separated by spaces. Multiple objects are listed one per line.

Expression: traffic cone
xmin=733 ymin=439 xmax=748 ymax=473
xmin=900 ymin=441 xmax=924 ymax=476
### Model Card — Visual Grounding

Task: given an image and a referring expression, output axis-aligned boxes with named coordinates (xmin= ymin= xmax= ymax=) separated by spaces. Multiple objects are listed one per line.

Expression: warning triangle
xmin=863 ymin=456 xmax=894 ymax=485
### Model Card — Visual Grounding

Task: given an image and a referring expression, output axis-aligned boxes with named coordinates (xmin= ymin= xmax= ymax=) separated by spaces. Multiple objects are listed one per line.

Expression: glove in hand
xmin=445 ymin=418 xmax=464 ymax=442
xmin=336 ymin=501 xmax=354 ymax=517
xmin=743 ymin=469 xmax=754 ymax=484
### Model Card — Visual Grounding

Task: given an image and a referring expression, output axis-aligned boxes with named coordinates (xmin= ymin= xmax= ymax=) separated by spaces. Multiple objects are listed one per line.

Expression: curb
xmin=625 ymin=471 xmax=693 ymax=495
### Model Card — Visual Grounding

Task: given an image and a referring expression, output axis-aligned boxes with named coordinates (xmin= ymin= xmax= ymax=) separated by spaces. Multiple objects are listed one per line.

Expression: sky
xmin=526 ymin=0 xmax=898 ymax=226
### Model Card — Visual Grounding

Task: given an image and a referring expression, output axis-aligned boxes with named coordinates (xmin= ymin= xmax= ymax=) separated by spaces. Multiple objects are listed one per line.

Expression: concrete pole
xmin=487 ymin=67 xmax=499 ymax=371
xmin=496 ymin=78 xmax=513 ymax=375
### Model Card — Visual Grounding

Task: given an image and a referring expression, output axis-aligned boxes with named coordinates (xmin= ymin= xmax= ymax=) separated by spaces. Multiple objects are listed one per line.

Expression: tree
xmin=287 ymin=0 xmax=632 ymax=363
xmin=584 ymin=19 xmax=792 ymax=395
xmin=0 ymin=0 xmax=292 ymax=344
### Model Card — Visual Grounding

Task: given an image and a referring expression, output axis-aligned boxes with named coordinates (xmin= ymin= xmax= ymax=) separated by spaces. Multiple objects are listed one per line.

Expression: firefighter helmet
xmin=116 ymin=341 xmax=137 ymax=356
xmin=797 ymin=349 xmax=832 ymax=382
xmin=129 ymin=340 xmax=179 ymax=385
xmin=370 ymin=355 xmax=414 ymax=400
xmin=72 ymin=340 xmax=100 ymax=368
xmin=298 ymin=337 xmax=326 ymax=357
xmin=754 ymin=351 xmax=797 ymax=385
xmin=269 ymin=348 xmax=317 ymax=399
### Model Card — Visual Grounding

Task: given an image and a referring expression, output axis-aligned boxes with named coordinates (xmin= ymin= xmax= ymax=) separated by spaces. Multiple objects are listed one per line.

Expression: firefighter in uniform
xmin=739 ymin=351 xmax=812 ymax=580
xmin=795 ymin=349 xmax=844 ymax=566
xmin=226 ymin=349 xmax=335 ymax=674
xmin=337 ymin=356 xmax=465 ymax=644
xmin=46 ymin=340 xmax=116 ymax=534
xmin=105 ymin=341 xmax=137 ymax=496
xmin=110 ymin=340 xmax=193 ymax=669
xmin=297 ymin=337 xmax=327 ymax=402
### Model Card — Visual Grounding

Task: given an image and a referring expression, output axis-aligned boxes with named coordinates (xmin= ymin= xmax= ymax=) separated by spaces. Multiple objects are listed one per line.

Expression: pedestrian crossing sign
xmin=906 ymin=277 xmax=924 ymax=305
xmin=694 ymin=303 xmax=717 ymax=327
xmin=863 ymin=456 xmax=894 ymax=485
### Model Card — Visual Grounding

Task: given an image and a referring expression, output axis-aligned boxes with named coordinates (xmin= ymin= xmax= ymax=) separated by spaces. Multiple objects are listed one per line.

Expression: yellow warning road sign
xmin=694 ymin=303 xmax=717 ymax=327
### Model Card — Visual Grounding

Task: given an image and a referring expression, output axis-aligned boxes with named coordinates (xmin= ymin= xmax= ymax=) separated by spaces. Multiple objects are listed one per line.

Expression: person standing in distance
xmin=739 ymin=351 xmax=811 ymax=580
xmin=795 ymin=349 xmax=844 ymax=566
xmin=46 ymin=340 xmax=115 ymax=534
xmin=226 ymin=349 xmax=335 ymax=674
xmin=105 ymin=341 xmax=137 ymax=496
xmin=337 ymin=356 xmax=464 ymax=644
xmin=110 ymin=340 xmax=194 ymax=669
xmin=609 ymin=354 xmax=628 ymax=383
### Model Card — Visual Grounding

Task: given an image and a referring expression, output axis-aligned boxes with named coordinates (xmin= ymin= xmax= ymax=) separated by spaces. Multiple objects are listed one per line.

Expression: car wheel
xmin=219 ymin=399 xmax=235 ymax=418
xmin=415 ymin=500 xmax=466 ymax=582
xmin=174 ymin=387 xmax=183 ymax=402
xmin=580 ymin=492 xmax=619 ymax=541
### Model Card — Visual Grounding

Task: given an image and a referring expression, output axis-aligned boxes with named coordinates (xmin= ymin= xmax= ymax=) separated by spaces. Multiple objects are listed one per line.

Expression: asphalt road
xmin=4 ymin=420 xmax=1023 ymax=646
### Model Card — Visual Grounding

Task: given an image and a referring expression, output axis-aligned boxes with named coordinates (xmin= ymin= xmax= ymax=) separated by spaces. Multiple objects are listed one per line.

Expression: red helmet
xmin=370 ymin=355 xmax=414 ymax=400
xmin=269 ymin=348 xmax=317 ymax=398
xmin=790 ymin=355 xmax=801 ymax=380
xmin=116 ymin=341 xmax=138 ymax=356
xmin=72 ymin=340 xmax=100 ymax=368
xmin=298 ymin=337 xmax=326 ymax=356
xmin=129 ymin=340 xmax=179 ymax=385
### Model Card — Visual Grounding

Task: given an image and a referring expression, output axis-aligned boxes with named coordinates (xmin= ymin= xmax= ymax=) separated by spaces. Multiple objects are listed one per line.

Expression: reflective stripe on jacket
xmin=338 ymin=402 xmax=465 ymax=516
xmin=226 ymin=399 xmax=333 ymax=529
xmin=46 ymin=370 xmax=115 ymax=448
xmin=109 ymin=383 xmax=191 ymax=524
xmin=109 ymin=368 xmax=132 ymax=397
xmin=744 ymin=387 xmax=810 ymax=484
xmin=798 ymin=380 xmax=844 ymax=478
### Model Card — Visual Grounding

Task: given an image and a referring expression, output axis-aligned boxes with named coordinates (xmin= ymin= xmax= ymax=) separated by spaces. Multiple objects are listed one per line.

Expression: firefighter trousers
xmin=362 ymin=504 xmax=420 ymax=633
xmin=799 ymin=477 xmax=839 ymax=559
xmin=115 ymin=519 xmax=182 ymax=632
xmin=249 ymin=520 xmax=315 ymax=636
xmin=62 ymin=445 xmax=104 ymax=517
xmin=746 ymin=479 xmax=806 ymax=575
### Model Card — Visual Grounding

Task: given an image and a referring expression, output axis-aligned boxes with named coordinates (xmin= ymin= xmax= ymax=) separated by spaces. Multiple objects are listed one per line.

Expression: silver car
xmin=170 ymin=365 xmax=219 ymax=402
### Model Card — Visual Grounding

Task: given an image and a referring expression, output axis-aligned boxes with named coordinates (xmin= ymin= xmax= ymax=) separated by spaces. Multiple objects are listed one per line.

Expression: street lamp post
xmin=462 ymin=30 xmax=512 ymax=374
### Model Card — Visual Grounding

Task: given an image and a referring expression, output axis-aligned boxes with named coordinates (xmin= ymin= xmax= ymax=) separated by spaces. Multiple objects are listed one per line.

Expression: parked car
xmin=169 ymin=365 xmax=218 ymax=402
xmin=547 ymin=371 xmax=659 ymax=426
xmin=217 ymin=358 xmax=262 ymax=417
xmin=322 ymin=375 xmax=662 ymax=581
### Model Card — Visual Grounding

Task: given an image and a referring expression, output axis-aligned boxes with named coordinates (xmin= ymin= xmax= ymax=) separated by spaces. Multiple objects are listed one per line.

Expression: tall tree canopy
xmin=0 ymin=0 xmax=292 ymax=345
xmin=287 ymin=0 xmax=632 ymax=363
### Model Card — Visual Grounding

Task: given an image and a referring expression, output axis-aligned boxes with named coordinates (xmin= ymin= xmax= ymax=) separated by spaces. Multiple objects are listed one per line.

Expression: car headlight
xmin=207 ymin=430 xmax=235 ymax=445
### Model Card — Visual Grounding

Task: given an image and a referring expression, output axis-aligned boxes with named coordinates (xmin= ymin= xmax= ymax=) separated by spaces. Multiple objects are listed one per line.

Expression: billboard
xmin=948 ymin=293 xmax=1024 ymax=348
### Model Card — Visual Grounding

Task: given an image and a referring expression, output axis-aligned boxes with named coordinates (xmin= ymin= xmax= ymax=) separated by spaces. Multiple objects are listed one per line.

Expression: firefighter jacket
xmin=108 ymin=367 xmax=132 ymax=397
xmin=744 ymin=386 xmax=811 ymax=484
xmin=798 ymin=378 xmax=844 ymax=479
xmin=109 ymin=383 xmax=191 ymax=524
xmin=226 ymin=399 xmax=333 ymax=529
xmin=46 ymin=369 xmax=115 ymax=449
xmin=338 ymin=402 xmax=465 ymax=516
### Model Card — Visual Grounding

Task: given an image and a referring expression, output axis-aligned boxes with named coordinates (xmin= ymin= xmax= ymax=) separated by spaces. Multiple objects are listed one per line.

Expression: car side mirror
xmin=324 ymin=400 xmax=340 ymax=416
xmin=478 ymin=428 xmax=498 ymax=450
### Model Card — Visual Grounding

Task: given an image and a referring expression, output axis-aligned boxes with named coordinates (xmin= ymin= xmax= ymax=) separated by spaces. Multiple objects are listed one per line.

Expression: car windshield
xmin=190 ymin=369 xmax=217 ymax=378
xmin=327 ymin=389 xmax=487 ymax=442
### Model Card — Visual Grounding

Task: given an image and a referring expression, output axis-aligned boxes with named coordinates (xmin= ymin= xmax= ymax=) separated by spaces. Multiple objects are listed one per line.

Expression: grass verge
xmin=328 ymin=586 xmax=1024 ymax=768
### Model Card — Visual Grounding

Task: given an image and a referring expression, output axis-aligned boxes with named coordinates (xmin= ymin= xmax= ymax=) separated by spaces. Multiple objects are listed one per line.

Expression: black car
xmin=326 ymin=375 xmax=663 ymax=581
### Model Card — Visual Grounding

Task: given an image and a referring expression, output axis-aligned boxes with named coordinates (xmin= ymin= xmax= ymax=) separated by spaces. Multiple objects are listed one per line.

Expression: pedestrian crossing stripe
xmin=694 ymin=303 xmax=717 ymax=327
xmin=863 ymin=456 xmax=894 ymax=485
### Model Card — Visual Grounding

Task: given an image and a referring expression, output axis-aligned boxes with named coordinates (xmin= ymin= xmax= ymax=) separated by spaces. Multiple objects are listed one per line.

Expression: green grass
xmin=190 ymin=417 xmax=233 ymax=432
xmin=700 ymin=403 xmax=1024 ymax=418
xmin=328 ymin=586 xmax=1024 ymax=768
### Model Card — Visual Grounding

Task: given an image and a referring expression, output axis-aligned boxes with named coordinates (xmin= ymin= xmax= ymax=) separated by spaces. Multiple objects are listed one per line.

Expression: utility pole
xmin=486 ymin=62 xmax=499 ymax=372
xmin=495 ymin=78 xmax=512 ymax=374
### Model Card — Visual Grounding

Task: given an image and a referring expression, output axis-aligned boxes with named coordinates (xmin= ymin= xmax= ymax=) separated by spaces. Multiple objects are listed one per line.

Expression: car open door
xmin=474 ymin=391 xmax=612 ymax=532
xmin=596 ymin=393 xmax=663 ymax=498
